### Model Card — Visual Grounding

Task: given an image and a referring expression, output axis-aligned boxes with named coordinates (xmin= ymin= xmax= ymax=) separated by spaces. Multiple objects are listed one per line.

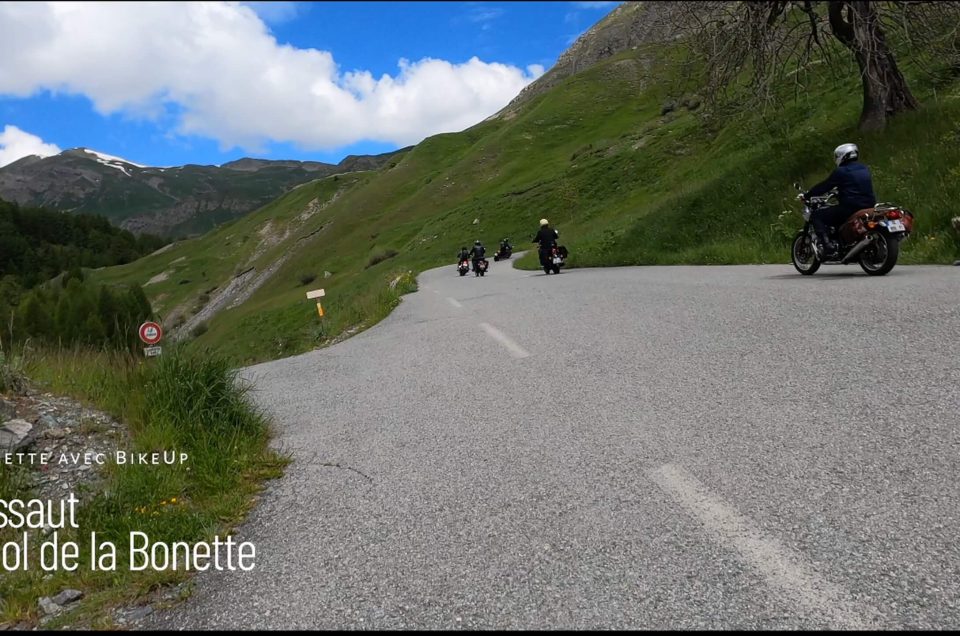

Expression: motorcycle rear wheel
xmin=792 ymin=232 xmax=820 ymax=275
xmin=859 ymin=232 xmax=899 ymax=276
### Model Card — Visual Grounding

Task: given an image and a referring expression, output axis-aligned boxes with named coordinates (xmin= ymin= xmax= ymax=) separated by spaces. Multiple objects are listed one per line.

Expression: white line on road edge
xmin=478 ymin=322 xmax=530 ymax=359
xmin=446 ymin=297 xmax=463 ymax=308
xmin=649 ymin=464 xmax=882 ymax=630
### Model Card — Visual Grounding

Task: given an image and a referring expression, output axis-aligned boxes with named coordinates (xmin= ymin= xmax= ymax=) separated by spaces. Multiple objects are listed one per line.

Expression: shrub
xmin=191 ymin=322 xmax=209 ymax=338
xmin=0 ymin=348 xmax=27 ymax=394
xmin=8 ymin=279 xmax=152 ymax=351
xmin=298 ymin=272 xmax=317 ymax=286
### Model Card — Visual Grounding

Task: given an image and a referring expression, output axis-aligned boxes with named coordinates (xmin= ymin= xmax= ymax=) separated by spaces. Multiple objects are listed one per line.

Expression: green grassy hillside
xmin=93 ymin=40 xmax=960 ymax=366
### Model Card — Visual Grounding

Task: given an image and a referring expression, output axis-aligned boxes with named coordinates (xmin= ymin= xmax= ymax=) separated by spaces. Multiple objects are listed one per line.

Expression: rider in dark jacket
xmin=457 ymin=246 xmax=470 ymax=263
xmin=804 ymin=143 xmax=876 ymax=257
xmin=469 ymin=240 xmax=486 ymax=272
xmin=533 ymin=219 xmax=559 ymax=267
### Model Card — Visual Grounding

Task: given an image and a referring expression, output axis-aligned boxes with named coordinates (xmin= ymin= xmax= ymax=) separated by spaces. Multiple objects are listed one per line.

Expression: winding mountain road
xmin=147 ymin=259 xmax=960 ymax=629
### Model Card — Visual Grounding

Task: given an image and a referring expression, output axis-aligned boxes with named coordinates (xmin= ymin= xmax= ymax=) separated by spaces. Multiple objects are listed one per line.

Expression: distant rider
xmin=457 ymin=246 xmax=471 ymax=264
xmin=803 ymin=143 xmax=876 ymax=258
xmin=533 ymin=219 xmax=559 ymax=268
xmin=469 ymin=240 xmax=486 ymax=272
xmin=500 ymin=237 xmax=512 ymax=254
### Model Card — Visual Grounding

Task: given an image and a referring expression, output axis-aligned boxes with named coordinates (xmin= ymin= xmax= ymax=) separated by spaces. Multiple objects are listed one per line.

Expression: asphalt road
xmin=145 ymin=259 xmax=960 ymax=630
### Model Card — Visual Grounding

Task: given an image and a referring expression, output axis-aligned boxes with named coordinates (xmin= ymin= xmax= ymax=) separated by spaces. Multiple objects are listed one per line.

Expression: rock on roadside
xmin=0 ymin=419 xmax=35 ymax=450
xmin=52 ymin=589 xmax=84 ymax=606
xmin=38 ymin=597 xmax=61 ymax=617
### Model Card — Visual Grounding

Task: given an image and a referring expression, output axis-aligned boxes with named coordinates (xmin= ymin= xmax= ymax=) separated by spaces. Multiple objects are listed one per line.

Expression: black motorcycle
xmin=790 ymin=183 xmax=913 ymax=276
xmin=473 ymin=258 xmax=489 ymax=277
xmin=540 ymin=245 xmax=567 ymax=275
xmin=494 ymin=244 xmax=513 ymax=261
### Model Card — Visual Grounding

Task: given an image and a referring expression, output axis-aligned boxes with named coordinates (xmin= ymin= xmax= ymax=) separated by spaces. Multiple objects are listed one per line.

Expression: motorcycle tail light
xmin=885 ymin=210 xmax=902 ymax=220
xmin=867 ymin=221 xmax=878 ymax=229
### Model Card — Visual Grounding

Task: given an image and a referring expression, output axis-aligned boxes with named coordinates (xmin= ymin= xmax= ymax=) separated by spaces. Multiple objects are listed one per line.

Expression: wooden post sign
xmin=306 ymin=289 xmax=325 ymax=318
xmin=139 ymin=321 xmax=163 ymax=357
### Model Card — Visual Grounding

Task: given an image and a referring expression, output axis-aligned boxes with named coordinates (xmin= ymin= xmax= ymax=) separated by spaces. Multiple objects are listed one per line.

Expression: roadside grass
xmin=193 ymin=266 xmax=419 ymax=364
xmin=0 ymin=345 xmax=287 ymax=628
xmin=512 ymin=46 xmax=960 ymax=269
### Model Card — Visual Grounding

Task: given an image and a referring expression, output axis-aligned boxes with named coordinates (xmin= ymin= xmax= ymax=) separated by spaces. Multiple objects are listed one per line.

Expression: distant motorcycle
xmin=540 ymin=245 xmax=568 ymax=275
xmin=790 ymin=183 xmax=914 ymax=276
xmin=494 ymin=245 xmax=513 ymax=261
xmin=473 ymin=258 xmax=489 ymax=277
xmin=457 ymin=259 xmax=470 ymax=276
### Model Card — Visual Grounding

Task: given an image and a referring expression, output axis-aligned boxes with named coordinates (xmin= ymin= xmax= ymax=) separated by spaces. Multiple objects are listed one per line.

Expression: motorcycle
xmin=540 ymin=245 xmax=568 ymax=275
xmin=494 ymin=245 xmax=513 ymax=261
xmin=790 ymin=183 xmax=914 ymax=276
xmin=473 ymin=258 xmax=489 ymax=277
xmin=457 ymin=258 xmax=470 ymax=277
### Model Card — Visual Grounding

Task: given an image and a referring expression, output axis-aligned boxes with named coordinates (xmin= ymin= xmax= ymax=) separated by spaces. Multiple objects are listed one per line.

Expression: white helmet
xmin=539 ymin=218 xmax=549 ymax=226
xmin=833 ymin=143 xmax=859 ymax=167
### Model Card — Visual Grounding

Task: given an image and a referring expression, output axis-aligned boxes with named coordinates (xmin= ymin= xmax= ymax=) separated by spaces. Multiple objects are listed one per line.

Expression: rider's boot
xmin=816 ymin=232 xmax=838 ymax=259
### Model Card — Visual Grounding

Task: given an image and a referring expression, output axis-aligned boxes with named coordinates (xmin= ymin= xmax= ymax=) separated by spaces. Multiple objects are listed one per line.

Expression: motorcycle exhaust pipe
xmin=840 ymin=234 xmax=874 ymax=264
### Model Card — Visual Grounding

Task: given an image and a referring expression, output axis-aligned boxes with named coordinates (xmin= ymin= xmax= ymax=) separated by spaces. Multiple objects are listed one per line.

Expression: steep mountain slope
xmin=495 ymin=1 xmax=680 ymax=118
xmin=0 ymin=147 xmax=408 ymax=237
xmin=93 ymin=3 xmax=960 ymax=365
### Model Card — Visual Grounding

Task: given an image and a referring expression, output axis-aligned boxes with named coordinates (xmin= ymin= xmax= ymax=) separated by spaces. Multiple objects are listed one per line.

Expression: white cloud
xmin=0 ymin=125 xmax=61 ymax=168
xmin=0 ymin=2 xmax=545 ymax=153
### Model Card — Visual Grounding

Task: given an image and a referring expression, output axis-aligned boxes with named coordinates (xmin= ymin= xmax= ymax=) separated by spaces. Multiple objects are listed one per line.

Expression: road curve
xmin=145 ymin=260 xmax=960 ymax=629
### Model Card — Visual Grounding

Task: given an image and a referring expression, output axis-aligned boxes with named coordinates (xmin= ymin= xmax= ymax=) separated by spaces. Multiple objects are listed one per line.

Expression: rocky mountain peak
xmin=494 ymin=1 xmax=683 ymax=118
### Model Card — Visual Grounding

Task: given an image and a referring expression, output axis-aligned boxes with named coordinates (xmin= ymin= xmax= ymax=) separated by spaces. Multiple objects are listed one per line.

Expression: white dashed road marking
xmin=478 ymin=322 xmax=530 ymax=359
xmin=649 ymin=463 xmax=882 ymax=629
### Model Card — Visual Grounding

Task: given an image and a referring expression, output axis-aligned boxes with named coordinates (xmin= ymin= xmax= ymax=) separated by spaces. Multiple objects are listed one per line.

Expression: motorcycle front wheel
xmin=791 ymin=232 xmax=820 ymax=275
xmin=859 ymin=232 xmax=899 ymax=276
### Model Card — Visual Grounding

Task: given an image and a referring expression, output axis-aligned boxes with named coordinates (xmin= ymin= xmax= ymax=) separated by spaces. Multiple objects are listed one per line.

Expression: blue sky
xmin=0 ymin=1 xmax=620 ymax=168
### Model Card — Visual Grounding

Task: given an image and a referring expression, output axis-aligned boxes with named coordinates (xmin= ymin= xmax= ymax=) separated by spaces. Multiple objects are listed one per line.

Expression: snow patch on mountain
xmin=82 ymin=148 xmax=146 ymax=168
xmin=98 ymin=161 xmax=132 ymax=176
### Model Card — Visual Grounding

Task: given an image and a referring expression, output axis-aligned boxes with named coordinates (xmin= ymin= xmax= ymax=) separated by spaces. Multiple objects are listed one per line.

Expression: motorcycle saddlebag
xmin=838 ymin=211 xmax=870 ymax=244
xmin=557 ymin=245 xmax=569 ymax=259
xmin=900 ymin=208 xmax=915 ymax=234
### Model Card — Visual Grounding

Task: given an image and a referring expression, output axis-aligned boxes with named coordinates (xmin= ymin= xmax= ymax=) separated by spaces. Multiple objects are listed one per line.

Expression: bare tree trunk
xmin=829 ymin=1 xmax=919 ymax=131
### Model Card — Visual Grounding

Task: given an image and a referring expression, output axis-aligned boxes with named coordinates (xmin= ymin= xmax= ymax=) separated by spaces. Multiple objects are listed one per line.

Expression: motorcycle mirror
xmin=793 ymin=182 xmax=801 ymax=190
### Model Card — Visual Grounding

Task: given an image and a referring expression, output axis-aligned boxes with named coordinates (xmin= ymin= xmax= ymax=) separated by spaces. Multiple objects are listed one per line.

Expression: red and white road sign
xmin=139 ymin=321 xmax=163 ymax=345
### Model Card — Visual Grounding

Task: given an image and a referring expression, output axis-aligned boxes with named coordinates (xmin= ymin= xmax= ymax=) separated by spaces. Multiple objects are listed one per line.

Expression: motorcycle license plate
xmin=886 ymin=220 xmax=905 ymax=232
xmin=552 ymin=257 xmax=562 ymax=264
